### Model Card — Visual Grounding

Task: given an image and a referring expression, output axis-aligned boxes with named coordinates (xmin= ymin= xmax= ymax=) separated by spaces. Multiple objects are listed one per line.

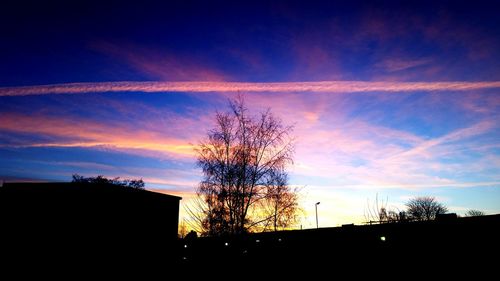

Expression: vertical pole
xmin=315 ymin=203 xmax=319 ymax=228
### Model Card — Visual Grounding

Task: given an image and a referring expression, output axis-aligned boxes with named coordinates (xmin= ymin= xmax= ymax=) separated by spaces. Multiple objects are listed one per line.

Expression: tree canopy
xmin=72 ymin=174 xmax=145 ymax=189
xmin=405 ymin=196 xmax=448 ymax=221
xmin=465 ymin=209 xmax=485 ymax=217
xmin=189 ymin=97 xmax=299 ymax=236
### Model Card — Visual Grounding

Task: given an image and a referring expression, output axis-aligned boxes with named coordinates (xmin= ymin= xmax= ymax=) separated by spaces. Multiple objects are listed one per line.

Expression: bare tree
xmin=193 ymin=96 xmax=297 ymax=236
xmin=465 ymin=209 xmax=485 ymax=217
xmin=405 ymin=196 xmax=448 ymax=221
xmin=364 ymin=194 xmax=389 ymax=224
xmin=364 ymin=194 xmax=406 ymax=224
xmin=257 ymin=172 xmax=302 ymax=231
xmin=184 ymin=195 xmax=211 ymax=235
xmin=178 ymin=220 xmax=188 ymax=238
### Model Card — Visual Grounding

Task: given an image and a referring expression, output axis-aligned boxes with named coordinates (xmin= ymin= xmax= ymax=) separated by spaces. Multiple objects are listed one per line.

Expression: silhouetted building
xmin=179 ymin=214 xmax=500 ymax=276
xmin=0 ymin=182 xmax=181 ymax=272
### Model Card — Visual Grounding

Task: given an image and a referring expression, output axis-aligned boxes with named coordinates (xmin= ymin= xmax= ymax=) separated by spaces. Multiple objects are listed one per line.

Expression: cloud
xmin=1 ymin=84 xmax=498 ymax=197
xmin=286 ymin=112 xmax=499 ymax=191
xmin=2 ymin=80 xmax=500 ymax=97
xmin=322 ymin=181 xmax=500 ymax=190
xmin=384 ymin=120 xmax=496 ymax=162
xmin=0 ymin=112 xmax=198 ymax=159
xmin=90 ymin=41 xmax=229 ymax=81
xmin=374 ymin=58 xmax=433 ymax=72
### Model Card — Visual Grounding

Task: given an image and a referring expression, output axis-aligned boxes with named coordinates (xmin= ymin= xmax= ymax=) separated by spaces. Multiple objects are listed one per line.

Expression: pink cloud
xmin=270 ymin=100 xmax=499 ymax=191
xmin=192 ymin=91 xmax=498 ymax=192
xmin=90 ymin=41 xmax=229 ymax=81
xmin=287 ymin=30 xmax=345 ymax=81
xmin=1 ymin=84 xmax=497 ymax=195
xmin=147 ymin=188 xmax=195 ymax=200
xmin=386 ymin=120 xmax=496 ymax=161
xmin=0 ymin=112 xmax=199 ymax=159
xmin=2 ymin=80 xmax=500 ymax=96
xmin=374 ymin=58 xmax=433 ymax=73
xmin=455 ymin=92 xmax=500 ymax=114
xmin=224 ymin=47 xmax=269 ymax=73
xmin=25 ymin=160 xmax=202 ymax=192
xmin=417 ymin=12 xmax=497 ymax=62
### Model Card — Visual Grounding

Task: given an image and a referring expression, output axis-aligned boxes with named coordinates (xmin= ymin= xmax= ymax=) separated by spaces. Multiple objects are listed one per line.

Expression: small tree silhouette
xmin=72 ymin=174 xmax=145 ymax=189
xmin=405 ymin=196 xmax=448 ymax=221
xmin=364 ymin=194 xmax=406 ymax=224
xmin=179 ymin=220 xmax=188 ymax=238
xmin=465 ymin=209 xmax=485 ymax=217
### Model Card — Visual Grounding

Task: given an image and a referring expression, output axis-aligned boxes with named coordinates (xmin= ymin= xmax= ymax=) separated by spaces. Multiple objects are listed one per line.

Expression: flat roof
xmin=1 ymin=181 xmax=182 ymax=200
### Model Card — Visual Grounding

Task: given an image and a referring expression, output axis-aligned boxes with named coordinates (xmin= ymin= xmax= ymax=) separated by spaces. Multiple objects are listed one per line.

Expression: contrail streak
xmin=1 ymin=80 xmax=500 ymax=96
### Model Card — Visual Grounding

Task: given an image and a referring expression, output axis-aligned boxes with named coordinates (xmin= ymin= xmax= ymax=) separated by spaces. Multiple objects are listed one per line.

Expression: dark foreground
xmin=1 ymin=182 xmax=498 ymax=277
xmin=0 ymin=182 xmax=180 ymax=277
xmin=179 ymin=215 xmax=500 ymax=277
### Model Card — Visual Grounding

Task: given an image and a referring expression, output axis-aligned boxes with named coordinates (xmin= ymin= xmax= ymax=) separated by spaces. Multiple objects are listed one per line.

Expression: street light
xmin=315 ymin=202 xmax=320 ymax=228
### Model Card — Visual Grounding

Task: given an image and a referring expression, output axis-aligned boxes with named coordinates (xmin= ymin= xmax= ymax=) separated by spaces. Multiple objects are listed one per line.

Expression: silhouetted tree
xmin=185 ymin=230 xmax=198 ymax=240
xmin=178 ymin=220 xmax=188 ymax=238
xmin=72 ymin=174 xmax=145 ymax=189
xmin=465 ymin=209 xmax=485 ymax=217
xmin=364 ymin=194 xmax=389 ymax=223
xmin=184 ymin=195 xmax=211 ymax=235
xmin=258 ymin=172 xmax=301 ymax=231
xmin=193 ymin=96 xmax=297 ymax=236
xmin=364 ymin=194 xmax=406 ymax=224
xmin=405 ymin=196 xmax=448 ymax=221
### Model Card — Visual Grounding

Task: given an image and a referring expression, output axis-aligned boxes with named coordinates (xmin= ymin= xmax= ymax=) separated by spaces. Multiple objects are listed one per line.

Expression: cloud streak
xmin=0 ymin=113 xmax=197 ymax=159
xmin=2 ymin=80 xmax=500 ymax=97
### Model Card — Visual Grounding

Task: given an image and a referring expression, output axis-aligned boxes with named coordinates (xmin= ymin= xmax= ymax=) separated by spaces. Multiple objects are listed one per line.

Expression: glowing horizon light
xmin=380 ymin=236 xmax=386 ymax=242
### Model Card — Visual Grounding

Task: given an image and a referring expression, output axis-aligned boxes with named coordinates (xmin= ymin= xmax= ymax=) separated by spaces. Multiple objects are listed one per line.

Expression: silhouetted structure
xmin=0 ymin=182 xmax=181 ymax=275
xmin=179 ymin=214 xmax=500 ymax=276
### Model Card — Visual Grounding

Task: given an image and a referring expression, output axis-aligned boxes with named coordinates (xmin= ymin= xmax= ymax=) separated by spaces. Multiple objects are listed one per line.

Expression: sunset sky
xmin=1 ymin=0 xmax=500 ymax=228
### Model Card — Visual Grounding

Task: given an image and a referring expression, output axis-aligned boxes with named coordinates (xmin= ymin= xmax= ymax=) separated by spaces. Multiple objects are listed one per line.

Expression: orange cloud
xmin=0 ymin=113 xmax=197 ymax=159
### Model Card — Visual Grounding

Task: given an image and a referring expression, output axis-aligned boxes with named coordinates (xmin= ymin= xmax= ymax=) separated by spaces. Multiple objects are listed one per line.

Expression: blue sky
xmin=1 ymin=0 xmax=500 ymax=227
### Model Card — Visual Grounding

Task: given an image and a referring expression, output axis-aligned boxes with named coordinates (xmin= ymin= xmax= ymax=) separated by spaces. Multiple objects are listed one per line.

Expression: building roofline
xmin=1 ymin=182 xmax=182 ymax=200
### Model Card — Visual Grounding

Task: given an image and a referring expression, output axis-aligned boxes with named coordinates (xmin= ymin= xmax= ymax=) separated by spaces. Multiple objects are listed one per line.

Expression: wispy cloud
xmin=90 ymin=41 xmax=229 ymax=81
xmin=2 ymin=90 xmax=497 ymax=194
xmin=323 ymin=181 xmax=500 ymax=190
xmin=288 ymin=113 xmax=499 ymax=191
xmin=384 ymin=120 xmax=496 ymax=162
xmin=0 ymin=112 xmax=197 ymax=159
xmin=2 ymin=80 xmax=500 ymax=97
xmin=374 ymin=58 xmax=432 ymax=72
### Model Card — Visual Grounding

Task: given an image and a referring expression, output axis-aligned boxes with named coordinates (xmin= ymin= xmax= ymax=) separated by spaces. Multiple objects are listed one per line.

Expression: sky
xmin=1 ymin=0 xmax=500 ymax=228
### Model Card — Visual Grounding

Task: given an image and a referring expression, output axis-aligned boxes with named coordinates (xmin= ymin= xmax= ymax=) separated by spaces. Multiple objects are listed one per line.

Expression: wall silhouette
xmin=0 ymin=182 xmax=181 ymax=275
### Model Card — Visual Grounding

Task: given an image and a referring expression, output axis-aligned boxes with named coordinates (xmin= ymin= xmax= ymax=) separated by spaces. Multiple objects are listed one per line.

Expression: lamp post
xmin=315 ymin=202 xmax=320 ymax=228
